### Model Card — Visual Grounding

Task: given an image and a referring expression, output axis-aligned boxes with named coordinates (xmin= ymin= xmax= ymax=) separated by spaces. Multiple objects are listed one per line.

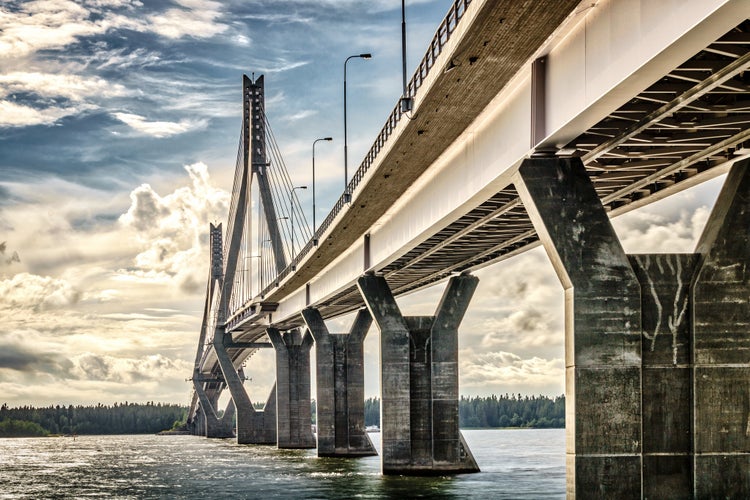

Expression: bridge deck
xmin=205 ymin=0 xmax=750 ymax=372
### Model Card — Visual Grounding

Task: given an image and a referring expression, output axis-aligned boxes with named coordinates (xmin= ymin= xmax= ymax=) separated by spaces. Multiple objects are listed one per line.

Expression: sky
xmin=0 ymin=0 xmax=727 ymax=408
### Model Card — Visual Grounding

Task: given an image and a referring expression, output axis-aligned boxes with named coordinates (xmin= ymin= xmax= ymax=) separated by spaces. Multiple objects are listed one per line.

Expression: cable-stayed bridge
xmin=187 ymin=0 xmax=750 ymax=496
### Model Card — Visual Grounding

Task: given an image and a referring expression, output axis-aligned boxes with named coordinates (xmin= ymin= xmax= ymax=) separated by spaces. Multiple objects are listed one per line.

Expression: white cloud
xmin=112 ymin=112 xmax=207 ymax=137
xmin=0 ymin=0 xmax=227 ymax=60
xmin=118 ymin=162 xmax=229 ymax=291
xmin=0 ymin=99 xmax=90 ymax=127
xmin=0 ymin=71 xmax=128 ymax=101
xmin=0 ymin=0 xmax=112 ymax=57
xmin=0 ymin=273 xmax=81 ymax=312
xmin=460 ymin=349 xmax=565 ymax=396
xmin=146 ymin=0 xmax=228 ymax=39
xmin=0 ymin=72 xmax=128 ymax=127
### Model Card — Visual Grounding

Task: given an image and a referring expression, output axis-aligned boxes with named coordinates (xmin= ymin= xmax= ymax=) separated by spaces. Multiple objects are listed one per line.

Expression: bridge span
xmin=189 ymin=0 xmax=750 ymax=496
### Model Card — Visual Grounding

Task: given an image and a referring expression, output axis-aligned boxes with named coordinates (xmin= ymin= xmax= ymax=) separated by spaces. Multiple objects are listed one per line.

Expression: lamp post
xmin=312 ymin=137 xmax=333 ymax=244
xmin=344 ymin=53 xmax=372 ymax=202
xmin=290 ymin=186 xmax=307 ymax=264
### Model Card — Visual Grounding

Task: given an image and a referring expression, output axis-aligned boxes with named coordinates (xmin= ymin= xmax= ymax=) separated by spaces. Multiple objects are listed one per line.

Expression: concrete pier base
xmin=302 ymin=307 xmax=377 ymax=457
xmin=516 ymin=156 xmax=750 ymax=498
xmin=214 ymin=328 xmax=276 ymax=444
xmin=192 ymin=381 xmax=234 ymax=438
xmin=357 ymin=274 xmax=479 ymax=475
xmin=267 ymin=327 xmax=316 ymax=449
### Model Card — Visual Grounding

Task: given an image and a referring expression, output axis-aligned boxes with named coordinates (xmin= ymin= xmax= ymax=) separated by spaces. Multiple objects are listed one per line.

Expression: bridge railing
xmin=259 ymin=0 xmax=472 ymax=298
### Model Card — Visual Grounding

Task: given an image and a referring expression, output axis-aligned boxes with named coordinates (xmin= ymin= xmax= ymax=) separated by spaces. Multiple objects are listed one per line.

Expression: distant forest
xmin=0 ymin=402 xmax=186 ymax=437
xmin=1 ymin=394 xmax=564 ymax=437
xmin=365 ymin=394 xmax=565 ymax=428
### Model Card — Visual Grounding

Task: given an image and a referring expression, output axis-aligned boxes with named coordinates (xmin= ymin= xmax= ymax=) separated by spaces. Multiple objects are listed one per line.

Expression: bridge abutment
xmin=213 ymin=329 xmax=277 ymax=444
xmin=516 ymin=156 xmax=750 ymax=498
xmin=302 ymin=307 xmax=377 ymax=457
xmin=267 ymin=327 xmax=316 ymax=449
xmin=357 ymin=274 xmax=479 ymax=475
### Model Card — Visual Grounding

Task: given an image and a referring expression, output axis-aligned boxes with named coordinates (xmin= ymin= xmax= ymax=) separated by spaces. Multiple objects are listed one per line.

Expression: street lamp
xmin=344 ymin=53 xmax=372 ymax=202
xmin=290 ymin=185 xmax=307 ymax=265
xmin=312 ymin=137 xmax=333 ymax=244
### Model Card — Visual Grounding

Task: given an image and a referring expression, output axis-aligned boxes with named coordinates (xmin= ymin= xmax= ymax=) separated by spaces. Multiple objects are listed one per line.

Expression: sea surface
xmin=0 ymin=429 xmax=565 ymax=499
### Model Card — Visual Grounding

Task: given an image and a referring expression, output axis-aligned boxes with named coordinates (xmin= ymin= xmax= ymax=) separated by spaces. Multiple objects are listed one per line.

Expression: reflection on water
xmin=0 ymin=429 xmax=565 ymax=499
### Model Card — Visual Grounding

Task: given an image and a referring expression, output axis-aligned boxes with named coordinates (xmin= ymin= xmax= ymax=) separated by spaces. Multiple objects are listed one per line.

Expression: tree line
xmin=364 ymin=394 xmax=565 ymax=428
xmin=0 ymin=402 xmax=187 ymax=436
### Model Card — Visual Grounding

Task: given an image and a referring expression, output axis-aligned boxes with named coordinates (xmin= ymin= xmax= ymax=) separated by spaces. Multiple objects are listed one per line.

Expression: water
xmin=0 ymin=429 xmax=565 ymax=499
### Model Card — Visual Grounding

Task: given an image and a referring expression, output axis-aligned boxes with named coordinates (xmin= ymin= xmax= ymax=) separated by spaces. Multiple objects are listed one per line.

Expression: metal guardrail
xmin=259 ymin=0 xmax=473 ymax=298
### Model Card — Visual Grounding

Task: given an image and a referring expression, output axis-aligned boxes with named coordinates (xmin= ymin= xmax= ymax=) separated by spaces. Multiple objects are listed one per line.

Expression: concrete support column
xmin=302 ymin=307 xmax=377 ymax=457
xmin=516 ymin=157 xmax=642 ymax=498
xmin=213 ymin=328 xmax=276 ymax=444
xmin=267 ymin=327 xmax=316 ymax=449
xmin=630 ymin=253 xmax=697 ymax=498
xmin=357 ymin=274 xmax=479 ymax=475
xmin=192 ymin=382 xmax=234 ymax=438
xmin=692 ymin=158 xmax=750 ymax=497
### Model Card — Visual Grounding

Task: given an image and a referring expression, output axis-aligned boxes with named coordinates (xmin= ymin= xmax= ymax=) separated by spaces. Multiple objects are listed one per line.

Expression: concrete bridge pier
xmin=192 ymin=380 xmax=234 ymax=438
xmin=266 ymin=327 xmax=316 ymax=449
xmin=189 ymin=407 xmax=204 ymax=436
xmin=691 ymin=158 xmax=750 ymax=497
xmin=516 ymin=156 xmax=643 ymax=497
xmin=357 ymin=274 xmax=479 ymax=475
xmin=301 ymin=307 xmax=377 ymax=457
xmin=213 ymin=328 xmax=277 ymax=444
xmin=515 ymin=157 xmax=750 ymax=498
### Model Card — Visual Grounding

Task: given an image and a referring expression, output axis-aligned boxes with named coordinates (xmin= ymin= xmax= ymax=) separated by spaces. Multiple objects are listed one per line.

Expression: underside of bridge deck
xmin=191 ymin=0 xmax=750 ymax=493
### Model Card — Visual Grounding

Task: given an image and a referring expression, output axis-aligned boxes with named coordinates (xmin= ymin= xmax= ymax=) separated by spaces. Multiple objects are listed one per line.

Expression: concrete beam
xmin=302 ymin=307 xmax=376 ymax=457
xmin=267 ymin=327 xmax=316 ymax=449
xmin=357 ymin=274 xmax=479 ymax=474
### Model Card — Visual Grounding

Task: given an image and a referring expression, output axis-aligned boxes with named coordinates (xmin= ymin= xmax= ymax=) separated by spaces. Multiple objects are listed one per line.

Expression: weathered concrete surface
xmin=630 ymin=253 xmax=698 ymax=499
xmin=192 ymin=380 xmax=234 ymax=439
xmin=516 ymin=156 xmax=750 ymax=497
xmin=213 ymin=328 xmax=276 ymax=444
xmin=516 ymin=157 xmax=642 ymax=498
xmin=693 ymin=158 xmax=750 ymax=497
xmin=302 ymin=307 xmax=376 ymax=457
xmin=357 ymin=274 xmax=479 ymax=475
xmin=267 ymin=327 xmax=316 ymax=449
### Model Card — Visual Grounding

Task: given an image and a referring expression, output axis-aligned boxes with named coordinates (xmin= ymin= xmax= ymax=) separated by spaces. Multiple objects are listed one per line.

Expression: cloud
xmin=0 ymin=241 xmax=20 ymax=266
xmin=460 ymin=350 xmax=564 ymax=396
xmin=112 ymin=112 xmax=207 ymax=138
xmin=0 ymin=0 xmax=227 ymax=60
xmin=0 ymin=99 xmax=91 ymax=127
xmin=0 ymin=72 xmax=128 ymax=101
xmin=0 ymin=333 xmax=77 ymax=379
xmin=118 ymin=162 xmax=229 ymax=291
xmin=87 ymin=47 xmax=164 ymax=70
xmin=283 ymin=109 xmax=317 ymax=122
xmin=613 ymin=206 xmax=712 ymax=254
xmin=71 ymin=353 xmax=189 ymax=383
xmin=0 ymin=0 xmax=114 ymax=57
xmin=0 ymin=72 xmax=128 ymax=127
xmin=0 ymin=273 xmax=81 ymax=312
xmin=145 ymin=0 xmax=228 ymax=39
